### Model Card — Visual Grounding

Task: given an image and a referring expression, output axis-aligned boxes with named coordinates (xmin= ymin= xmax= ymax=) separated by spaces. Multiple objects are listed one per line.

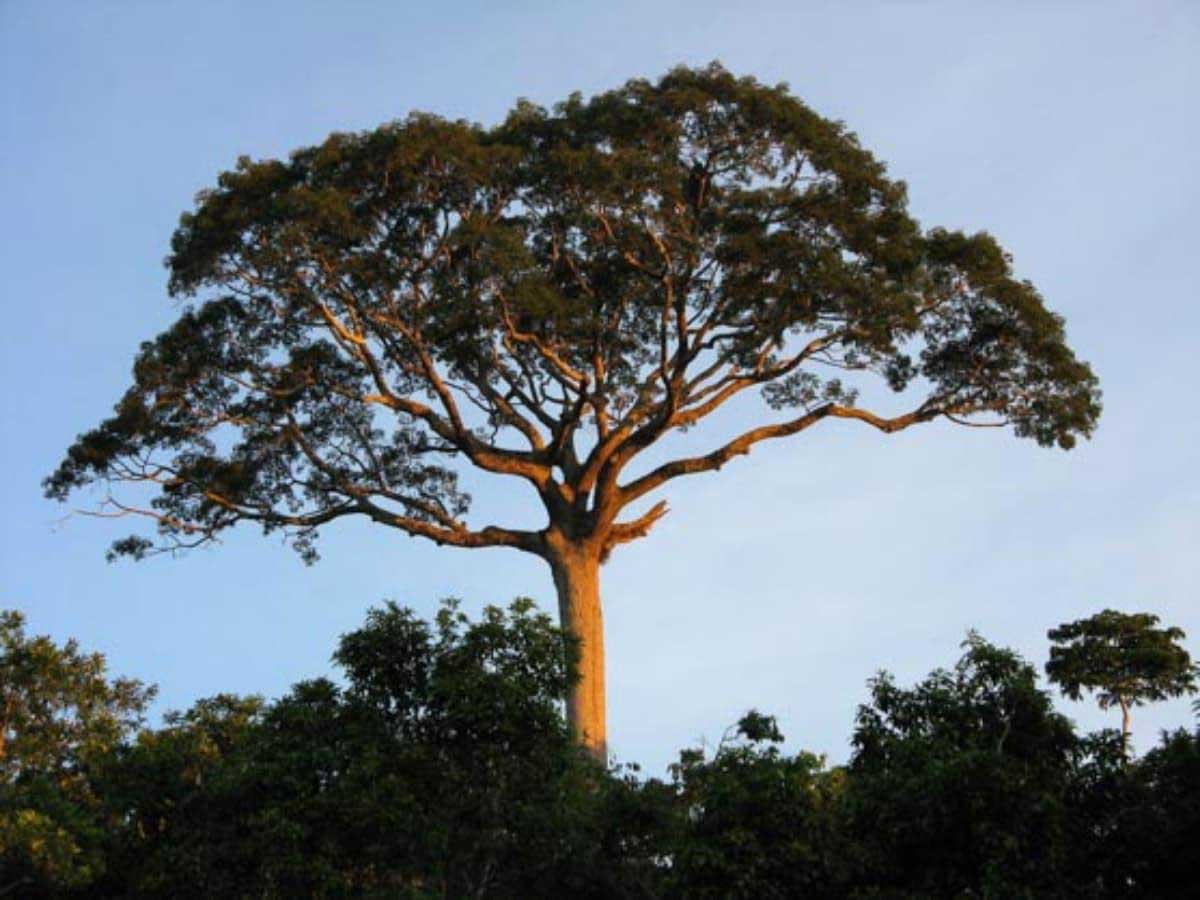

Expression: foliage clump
xmin=1047 ymin=609 xmax=1197 ymax=747
xmin=6 ymin=604 xmax=1198 ymax=898
xmin=1 ymin=611 xmax=154 ymax=896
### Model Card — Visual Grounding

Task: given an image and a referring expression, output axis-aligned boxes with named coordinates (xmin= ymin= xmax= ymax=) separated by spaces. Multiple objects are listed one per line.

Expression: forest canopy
xmin=3 ymin=601 xmax=1196 ymax=898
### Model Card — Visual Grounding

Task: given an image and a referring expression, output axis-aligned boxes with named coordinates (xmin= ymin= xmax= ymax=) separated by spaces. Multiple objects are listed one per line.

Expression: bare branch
xmin=616 ymin=402 xmax=942 ymax=509
xmin=600 ymin=500 xmax=669 ymax=561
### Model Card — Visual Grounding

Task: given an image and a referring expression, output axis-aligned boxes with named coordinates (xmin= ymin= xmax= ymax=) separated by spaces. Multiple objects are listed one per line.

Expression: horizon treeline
xmin=3 ymin=600 xmax=1198 ymax=899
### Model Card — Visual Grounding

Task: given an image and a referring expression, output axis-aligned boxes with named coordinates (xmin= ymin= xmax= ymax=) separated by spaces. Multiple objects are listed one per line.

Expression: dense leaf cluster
xmin=46 ymin=64 xmax=1099 ymax=564
xmin=90 ymin=600 xmax=635 ymax=899
xmin=1047 ymin=610 xmax=1197 ymax=715
xmin=5 ymin=603 xmax=1197 ymax=898
xmin=0 ymin=612 xmax=154 ymax=894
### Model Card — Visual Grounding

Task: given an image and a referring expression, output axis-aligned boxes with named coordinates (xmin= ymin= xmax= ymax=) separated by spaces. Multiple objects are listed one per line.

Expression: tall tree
xmin=1046 ymin=609 xmax=1197 ymax=751
xmin=46 ymin=64 xmax=1100 ymax=757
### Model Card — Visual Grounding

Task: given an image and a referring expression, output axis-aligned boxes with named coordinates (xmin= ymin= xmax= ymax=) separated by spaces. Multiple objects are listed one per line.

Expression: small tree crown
xmin=1045 ymin=609 xmax=1197 ymax=710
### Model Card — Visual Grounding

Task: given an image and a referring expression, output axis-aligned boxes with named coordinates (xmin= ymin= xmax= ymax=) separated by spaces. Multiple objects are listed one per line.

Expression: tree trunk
xmin=547 ymin=542 xmax=606 ymax=762
xmin=1119 ymin=698 xmax=1132 ymax=756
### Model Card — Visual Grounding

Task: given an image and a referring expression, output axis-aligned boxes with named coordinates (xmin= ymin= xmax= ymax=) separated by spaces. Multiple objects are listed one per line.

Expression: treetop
xmin=46 ymin=63 xmax=1100 ymax=562
xmin=1046 ymin=609 xmax=1197 ymax=709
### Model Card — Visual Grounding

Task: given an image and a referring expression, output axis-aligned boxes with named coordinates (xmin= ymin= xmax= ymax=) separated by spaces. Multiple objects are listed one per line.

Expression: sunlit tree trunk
xmin=1119 ymin=697 xmax=1132 ymax=756
xmin=546 ymin=538 xmax=606 ymax=762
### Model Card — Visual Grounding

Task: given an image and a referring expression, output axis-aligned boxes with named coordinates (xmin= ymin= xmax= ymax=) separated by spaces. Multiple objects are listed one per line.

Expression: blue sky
xmin=2 ymin=1 xmax=1197 ymax=774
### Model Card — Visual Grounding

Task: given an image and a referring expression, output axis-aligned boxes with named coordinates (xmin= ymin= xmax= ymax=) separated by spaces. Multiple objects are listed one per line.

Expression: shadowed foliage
xmin=844 ymin=634 xmax=1082 ymax=897
xmin=6 ymin=605 xmax=1199 ymax=897
xmin=91 ymin=600 xmax=657 ymax=899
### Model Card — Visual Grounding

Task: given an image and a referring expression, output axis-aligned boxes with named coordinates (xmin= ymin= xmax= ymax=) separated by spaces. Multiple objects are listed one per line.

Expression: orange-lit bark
xmin=1119 ymin=697 xmax=1132 ymax=756
xmin=547 ymin=539 xmax=606 ymax=761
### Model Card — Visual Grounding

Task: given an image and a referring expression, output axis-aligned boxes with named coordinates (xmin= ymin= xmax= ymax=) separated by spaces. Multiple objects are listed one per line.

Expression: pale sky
xmin=3 ymin=1 xmax=1198 ymax=774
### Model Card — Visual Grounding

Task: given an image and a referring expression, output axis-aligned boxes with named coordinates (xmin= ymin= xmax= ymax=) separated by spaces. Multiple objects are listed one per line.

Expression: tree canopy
xmin=1046 ymin=609 xmax=1197 ymax=746
xmin=47 ymin=62 xmax=1101 ymax=559
xmin=92 ymin=600 xmax=635 ymax=898
xmin=846 ymin=634 xmax=1081 ymax=896
xmin=0 ymin=611 xmax=154 ymax=895
xmin=5 ymin=601 xmax=1198 ymax=898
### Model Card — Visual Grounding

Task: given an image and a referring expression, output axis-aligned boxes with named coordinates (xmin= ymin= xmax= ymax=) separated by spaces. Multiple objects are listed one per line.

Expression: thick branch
xmin=616 ymin=402 xmax=941 ymax=510
xmin=600 ymin=499 xmax=669 ymax=561
xmin=352 ymin=496 xmax=542 ymax=554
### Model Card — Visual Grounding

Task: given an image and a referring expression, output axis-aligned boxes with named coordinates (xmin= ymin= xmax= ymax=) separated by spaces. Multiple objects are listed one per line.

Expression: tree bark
xmin=547 ymin=541 xmax=607 ymax=762
xmin=1119 ymin=697 xmax=1132 ymax=756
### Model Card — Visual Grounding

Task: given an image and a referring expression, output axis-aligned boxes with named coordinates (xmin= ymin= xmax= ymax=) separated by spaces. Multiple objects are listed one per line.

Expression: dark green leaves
xmin=918 ymin=229 xmax=1101 ymax=448
xmin=1046 ymin=610 xmax=1197 ymax=710
xmin=846 ymin=635 xmax=1082 ymax=897
xmin=48 ymin=64 xmax=1100 ymax=564
xmin=92 ymin=599 xmax=615 ymax=898
xmin=0 ymin=611 xmax=154 ymax=894
xmin=7 ymin=602 xmax=1199 ymax=897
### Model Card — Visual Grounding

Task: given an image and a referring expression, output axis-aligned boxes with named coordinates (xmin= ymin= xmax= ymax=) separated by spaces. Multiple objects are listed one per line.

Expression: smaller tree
xmin=101 ymin=599 xmax=642 ymax=898
xmin=664 ymin=711 xmax=845 ymax=898
xmin=1046 ymin=610 xmax=1198 ymax=751
xmin=846 ymin=633 xmax=1080 ymax=897
xmin=0 ymin=610 xmax=154 ymax=896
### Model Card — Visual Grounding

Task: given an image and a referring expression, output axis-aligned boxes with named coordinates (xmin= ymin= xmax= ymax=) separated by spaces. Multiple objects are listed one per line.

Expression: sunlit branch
xmin=616 ymin=401 xmax=945 ymax=510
